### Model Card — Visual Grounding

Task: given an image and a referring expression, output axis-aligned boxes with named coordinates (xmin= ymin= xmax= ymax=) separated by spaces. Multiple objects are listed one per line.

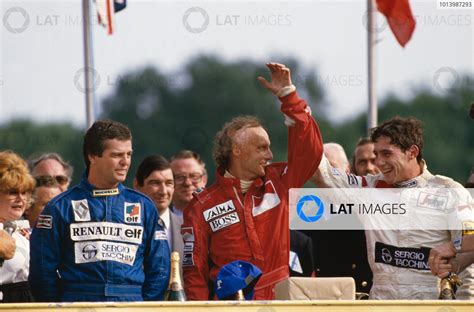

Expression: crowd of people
xmin=0 ymin=63 xmax=473 ymax=303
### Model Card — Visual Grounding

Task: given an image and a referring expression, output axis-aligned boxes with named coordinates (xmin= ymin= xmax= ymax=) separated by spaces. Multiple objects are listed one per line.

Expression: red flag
xmin=376 ymin=0 xmax=416 ymax=47
xmin=96 ymin=0 xmax=126 ymax=35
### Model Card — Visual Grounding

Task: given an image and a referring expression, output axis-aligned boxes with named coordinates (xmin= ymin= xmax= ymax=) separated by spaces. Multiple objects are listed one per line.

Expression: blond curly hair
xmin=0 ymin=151 xmax=35 ymax=194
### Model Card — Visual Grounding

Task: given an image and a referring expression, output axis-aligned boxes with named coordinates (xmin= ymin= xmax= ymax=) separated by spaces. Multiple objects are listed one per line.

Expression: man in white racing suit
xmin=312 ymin=116 xmax=474 ymax=299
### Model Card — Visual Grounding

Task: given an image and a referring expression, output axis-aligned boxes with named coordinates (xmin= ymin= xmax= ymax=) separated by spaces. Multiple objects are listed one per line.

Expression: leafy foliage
xmin=1 ymin=56 xmax=472 ymax=186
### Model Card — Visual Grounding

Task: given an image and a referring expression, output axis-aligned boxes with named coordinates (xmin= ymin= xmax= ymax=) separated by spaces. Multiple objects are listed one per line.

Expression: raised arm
xmin=258 ymin=63 xmax=293 ymax=96
xmin=259 ymin=63 xmax=324 ymax=189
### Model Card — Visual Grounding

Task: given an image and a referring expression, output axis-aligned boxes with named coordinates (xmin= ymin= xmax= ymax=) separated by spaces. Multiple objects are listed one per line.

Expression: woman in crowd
xmin=0 ymin=151 xmax=35 ymax=303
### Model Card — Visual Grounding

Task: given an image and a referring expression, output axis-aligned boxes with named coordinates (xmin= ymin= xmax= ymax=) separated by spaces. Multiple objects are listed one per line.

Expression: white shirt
xmin=0 ymin=222 xmax=30 ymax=286
xmin=159 ymin=209 xmax=172 ymax=251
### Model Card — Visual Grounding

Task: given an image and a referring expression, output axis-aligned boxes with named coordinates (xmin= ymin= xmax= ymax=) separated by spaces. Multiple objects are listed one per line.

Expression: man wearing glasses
xmin=169 ymin=150 xmax=207 ymax=216
xmin=25 ymin=153 xmax=73 ymax=227
xmin=28 ymin=153 xmax=73 ymax=192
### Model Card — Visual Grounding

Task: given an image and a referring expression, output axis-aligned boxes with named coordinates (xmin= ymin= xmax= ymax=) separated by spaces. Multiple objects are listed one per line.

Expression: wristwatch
xmin=453 ymin=236 xmax=462 ymax=252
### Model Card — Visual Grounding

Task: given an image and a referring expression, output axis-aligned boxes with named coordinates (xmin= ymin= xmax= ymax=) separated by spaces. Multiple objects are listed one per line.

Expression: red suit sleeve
xmin=280 ymin=91 xmax=324 ymax=189
xmin=182 ymin=201 xmax=210 ymax=300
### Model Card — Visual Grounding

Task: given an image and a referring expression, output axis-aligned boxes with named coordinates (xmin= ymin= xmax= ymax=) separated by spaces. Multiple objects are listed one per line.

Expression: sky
xmin=1 ymin=0 xmax=473 ymax=129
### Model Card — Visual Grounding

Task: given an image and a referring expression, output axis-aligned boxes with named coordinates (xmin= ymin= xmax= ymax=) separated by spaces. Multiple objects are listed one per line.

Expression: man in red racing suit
xmin=182 ymin=63 xmax=323 ymax=300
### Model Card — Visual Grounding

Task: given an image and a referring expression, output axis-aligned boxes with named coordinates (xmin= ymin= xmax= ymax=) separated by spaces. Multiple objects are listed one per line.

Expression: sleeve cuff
xmin=276 ymin=84 xmax=296 ymax=98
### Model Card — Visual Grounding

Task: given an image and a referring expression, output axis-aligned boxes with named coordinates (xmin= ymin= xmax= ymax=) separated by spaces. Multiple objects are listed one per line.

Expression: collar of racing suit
xmin=223 ymin=170 xmax=254 ymax=194
xmin=394 ymin=159 xmax=432 ymax=188
xmin=78 ymin=173 xmax=124 ymax=196
xmin=215 ymin=167 xmax=264 ymax=193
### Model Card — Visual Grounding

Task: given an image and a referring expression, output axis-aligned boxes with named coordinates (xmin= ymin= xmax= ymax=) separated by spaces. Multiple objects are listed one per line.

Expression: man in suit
xmin=169 ymin=150 xmax=208 ymax=216
xmin=134 ymin=155 xmax=184 ymax=265
xmin=289 ymin=230 xmax=315 ymax=277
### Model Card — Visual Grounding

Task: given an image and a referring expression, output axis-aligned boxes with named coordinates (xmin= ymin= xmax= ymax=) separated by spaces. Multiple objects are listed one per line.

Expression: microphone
xmin=0 ymin=221 xmax=17 ymax=267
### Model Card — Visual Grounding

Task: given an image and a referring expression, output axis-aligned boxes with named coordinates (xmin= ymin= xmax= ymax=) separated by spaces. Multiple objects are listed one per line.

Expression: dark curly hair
xmin=83 ymin=119 xmax=132 ymax=170
xmin=370 ymin=116 xmax=424 ymax=163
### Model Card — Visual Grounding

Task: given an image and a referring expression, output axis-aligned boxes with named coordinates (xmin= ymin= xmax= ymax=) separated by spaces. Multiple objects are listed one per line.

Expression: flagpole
xmin=82 ymin=0 xmax=95 ymax=128
xmin=367 ymin=0 xmax=377 ymax=134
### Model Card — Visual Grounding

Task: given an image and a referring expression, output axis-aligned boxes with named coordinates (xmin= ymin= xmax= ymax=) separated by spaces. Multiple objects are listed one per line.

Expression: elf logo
xmin=124 ymin=202 xmax=141 ymax=224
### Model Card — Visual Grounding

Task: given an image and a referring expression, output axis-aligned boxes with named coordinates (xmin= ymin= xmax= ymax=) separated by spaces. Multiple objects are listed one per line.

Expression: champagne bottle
xmin=164 ymin=252 xmax=186 ymax=301
xmin=233 ymin=289 xmax=245 ymax=300
xmin=439 ymin=273 xmax=461 ymax=300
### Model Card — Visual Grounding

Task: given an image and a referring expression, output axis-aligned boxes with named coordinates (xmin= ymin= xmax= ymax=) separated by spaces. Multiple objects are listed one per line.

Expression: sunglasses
xmin=35 ymin=175 xmax=69 ymax=187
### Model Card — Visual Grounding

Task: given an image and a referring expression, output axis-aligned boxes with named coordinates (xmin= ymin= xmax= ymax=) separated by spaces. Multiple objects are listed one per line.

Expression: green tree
xmin=0 ymin=120 xmax=84 ymax=183
xmin=329 ymin=75 xmax=474 ymax=183
xmin=101 ymin=55 xmax=325 ymax=185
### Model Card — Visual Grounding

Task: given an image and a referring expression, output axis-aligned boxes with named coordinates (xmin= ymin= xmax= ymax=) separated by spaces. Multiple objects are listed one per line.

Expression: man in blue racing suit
xmin=29 ymin=120 xmax=170 ymax=302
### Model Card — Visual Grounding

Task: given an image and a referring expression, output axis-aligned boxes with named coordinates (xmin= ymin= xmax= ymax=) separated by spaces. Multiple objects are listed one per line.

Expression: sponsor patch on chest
xmin=208 ymin=212 xmax=240 ymax=232
xmin=181 ymin=227 xmax=194 ymax=242
xmin=74 ymin=240 xmax=138 ymax=266
xmin=374 ymin=242 xmax=431 ymax=271
xmin=70 ymin=222 xmax=143 ymax=244
xmin=252 ymin=180 xmax=281 ymax=217
xmin=182 ymin=252 xmax=194 ymax=267
xmin=202 ymin=200 xmax=236 ymax=221
xmin=183 ymin=241 xmax=194 ymax=252
xmin=154 ymin=230 xmax=167 ymax=240
xmin=124 ymin=202 xmax=141 ymax=223
xmin=416 ymin=191 xmax=448 ymax=211
xmin=71 ymin=199 xmax=91 ymax=221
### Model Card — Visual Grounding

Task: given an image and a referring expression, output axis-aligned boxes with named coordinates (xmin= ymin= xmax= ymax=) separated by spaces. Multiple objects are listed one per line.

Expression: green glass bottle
xmin=164 ymin=252 xmax=186 ymax=301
